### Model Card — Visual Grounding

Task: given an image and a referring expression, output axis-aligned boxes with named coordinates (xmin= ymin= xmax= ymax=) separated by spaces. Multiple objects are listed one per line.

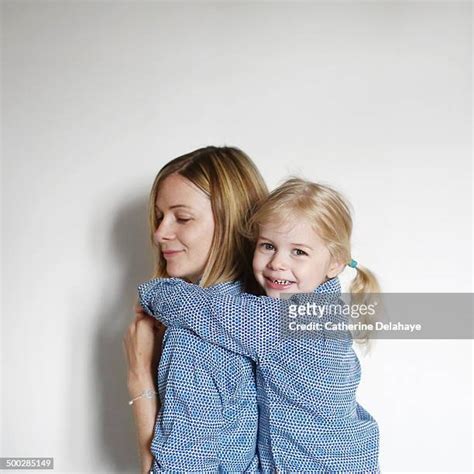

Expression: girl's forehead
xmin=259 ymin=218 xmax=318 ymax=238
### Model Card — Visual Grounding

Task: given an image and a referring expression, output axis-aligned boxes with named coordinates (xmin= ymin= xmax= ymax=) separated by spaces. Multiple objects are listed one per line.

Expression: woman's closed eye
xmin=156 ymin=213 xmax=191 ymax=224
xmin=176 ymin=216 xmax=192 ymax=223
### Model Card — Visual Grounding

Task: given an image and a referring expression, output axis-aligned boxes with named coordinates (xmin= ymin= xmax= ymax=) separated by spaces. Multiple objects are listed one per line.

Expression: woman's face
xmin=153 ymin=174 xmax=215 ymax=283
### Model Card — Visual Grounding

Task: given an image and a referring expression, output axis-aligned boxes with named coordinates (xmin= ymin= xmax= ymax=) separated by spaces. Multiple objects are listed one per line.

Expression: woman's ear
xmin=326 ymin=258 xmax=345 ymax=279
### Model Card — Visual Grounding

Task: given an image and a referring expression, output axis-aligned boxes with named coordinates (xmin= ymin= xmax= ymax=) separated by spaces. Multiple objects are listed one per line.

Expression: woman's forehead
xmin=155 ymin=174 xmax=210 ymax=210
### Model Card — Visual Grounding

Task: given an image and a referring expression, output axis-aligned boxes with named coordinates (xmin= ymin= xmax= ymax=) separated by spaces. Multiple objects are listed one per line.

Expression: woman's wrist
xmin=127 ymin=370 xmax=155 ymax=393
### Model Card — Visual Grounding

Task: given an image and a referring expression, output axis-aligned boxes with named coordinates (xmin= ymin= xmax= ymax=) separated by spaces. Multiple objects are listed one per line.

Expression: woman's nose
xmin=153 ymin=219 xmax=176 ymax=244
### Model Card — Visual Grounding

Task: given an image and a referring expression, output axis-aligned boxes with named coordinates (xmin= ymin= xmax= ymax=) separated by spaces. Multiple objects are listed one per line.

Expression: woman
xmin=123 ymin=146 xmax=268 ymax=473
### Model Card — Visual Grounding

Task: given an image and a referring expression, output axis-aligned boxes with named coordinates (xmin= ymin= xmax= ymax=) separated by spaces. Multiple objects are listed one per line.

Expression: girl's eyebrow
xmin=259 ymin=236 xmax=313 ymax=251
xmin=291 ymin=243 xmax=313 ymax=250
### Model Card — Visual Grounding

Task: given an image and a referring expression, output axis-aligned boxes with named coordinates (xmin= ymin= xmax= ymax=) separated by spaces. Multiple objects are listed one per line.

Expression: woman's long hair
xmin=148 ymin=146 xmax=268 ymax=291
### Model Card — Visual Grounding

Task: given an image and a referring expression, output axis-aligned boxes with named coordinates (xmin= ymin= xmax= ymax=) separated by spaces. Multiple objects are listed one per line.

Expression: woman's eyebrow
xmin=155 ymin=204 xmax=192 ymax=211
xmin=169 ymin=204 xmax=192 ymax=210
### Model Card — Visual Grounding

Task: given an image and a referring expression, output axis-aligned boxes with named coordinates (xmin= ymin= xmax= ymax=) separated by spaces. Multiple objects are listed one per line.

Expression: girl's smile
xmin=263 ymin=275 xmax=296 ymax=290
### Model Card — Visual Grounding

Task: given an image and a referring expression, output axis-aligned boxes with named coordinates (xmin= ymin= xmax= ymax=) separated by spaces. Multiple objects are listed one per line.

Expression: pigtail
xmin=349 ymin=265 xmax=381 ymax=352
xmin=349 ymin=265 xmax=380 ymax=294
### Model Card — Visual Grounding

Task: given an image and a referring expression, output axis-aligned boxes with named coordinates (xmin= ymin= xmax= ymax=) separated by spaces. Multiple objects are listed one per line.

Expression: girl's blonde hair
xmin=148 ymin=146 xmax=268 ymax=290
xmin=246 ymin=177 xmax=380 ymax=344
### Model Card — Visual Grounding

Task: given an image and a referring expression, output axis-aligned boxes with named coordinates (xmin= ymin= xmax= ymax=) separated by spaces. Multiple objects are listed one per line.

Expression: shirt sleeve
xmin=137 ymin=278 xmax=287 ymax=360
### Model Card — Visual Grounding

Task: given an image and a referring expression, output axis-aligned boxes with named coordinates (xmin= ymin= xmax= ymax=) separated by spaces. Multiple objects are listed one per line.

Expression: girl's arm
xmin=138 ymin=278 xmax=287 ymax=360
xmin=123 ymin=307 xmax=165 ymax=474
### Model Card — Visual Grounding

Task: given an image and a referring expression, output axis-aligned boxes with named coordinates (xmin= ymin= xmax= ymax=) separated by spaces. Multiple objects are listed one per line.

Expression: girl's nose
xmin=267 ymin=252 xmax=288 ymax=271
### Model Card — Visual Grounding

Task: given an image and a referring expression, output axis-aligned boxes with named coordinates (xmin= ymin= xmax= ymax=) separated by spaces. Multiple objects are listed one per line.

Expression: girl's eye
xmin=260 ymin=242 xmax=275 ymax=251
xmin=293 ymin=248 xmax=308 ymax=256
xmin=176 ymin=217 xmax=191 ymax=223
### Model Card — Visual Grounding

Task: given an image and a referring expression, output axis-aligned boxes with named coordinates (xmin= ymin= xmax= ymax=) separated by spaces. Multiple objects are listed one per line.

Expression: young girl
xmin=138 ymin=177 xmax=380 ymax=472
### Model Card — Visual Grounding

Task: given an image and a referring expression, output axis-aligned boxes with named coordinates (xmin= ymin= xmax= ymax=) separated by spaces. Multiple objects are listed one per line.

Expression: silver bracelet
xmin=128 ymin=388 xmax=158 ymax=406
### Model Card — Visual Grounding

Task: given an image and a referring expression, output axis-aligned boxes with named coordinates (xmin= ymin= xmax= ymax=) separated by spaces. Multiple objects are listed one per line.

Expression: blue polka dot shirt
xmin=148 ymin=280 xmax=260 ymax=473
xmin=139 ymin=277 xmax=380 ymax=473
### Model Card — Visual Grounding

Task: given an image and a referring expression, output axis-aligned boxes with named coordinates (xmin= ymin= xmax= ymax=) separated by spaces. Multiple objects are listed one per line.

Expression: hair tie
xmin=347 ymin=259 xmax=358 ymax=268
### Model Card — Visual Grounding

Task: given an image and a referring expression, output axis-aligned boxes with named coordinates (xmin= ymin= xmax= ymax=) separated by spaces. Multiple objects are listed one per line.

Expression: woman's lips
xmin=162 ymin=250 xmax=184 ymax=260
xmin=264 ymin=275 xmax=295 ymax=290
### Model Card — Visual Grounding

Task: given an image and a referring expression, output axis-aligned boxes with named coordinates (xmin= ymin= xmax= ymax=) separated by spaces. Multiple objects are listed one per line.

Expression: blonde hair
xmin=246 ymin=177 xmax=380 ymax=345
xmin=148 ymin=146 xmax=268 ymax=289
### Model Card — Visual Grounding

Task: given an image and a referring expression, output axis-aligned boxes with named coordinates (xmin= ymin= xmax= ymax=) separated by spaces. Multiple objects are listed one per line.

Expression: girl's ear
xmin=326 ymin=258 xmax=345 ymax=279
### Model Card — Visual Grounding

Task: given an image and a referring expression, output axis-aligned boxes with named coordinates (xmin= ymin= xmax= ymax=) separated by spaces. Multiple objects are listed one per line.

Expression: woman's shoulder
xmin=207 ymin=279 xmax=244 ymax=295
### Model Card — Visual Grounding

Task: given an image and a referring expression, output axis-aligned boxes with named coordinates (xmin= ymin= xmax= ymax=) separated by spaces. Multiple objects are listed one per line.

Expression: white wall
xmin=1 ymin=1 xmax=472 ymax=472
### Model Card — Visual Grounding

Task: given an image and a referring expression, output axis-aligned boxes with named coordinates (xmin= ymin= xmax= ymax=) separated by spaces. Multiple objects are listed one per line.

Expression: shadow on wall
xmin=95 ymin=193 xmax=154 ymax=472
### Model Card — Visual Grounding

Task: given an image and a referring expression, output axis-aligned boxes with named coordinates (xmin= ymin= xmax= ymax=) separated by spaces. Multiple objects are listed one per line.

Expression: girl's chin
xmin=264 ymin=288 xmax=294 ymax=299
xmin=262 ymin=279 xmax=297 ymax=292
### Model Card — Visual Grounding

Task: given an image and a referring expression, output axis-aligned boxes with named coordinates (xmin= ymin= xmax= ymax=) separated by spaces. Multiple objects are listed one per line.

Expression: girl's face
xmin=252 ymin=216 xmax=344 ymax=298
xmin=153 ymin=174 xmax=215 ymax=283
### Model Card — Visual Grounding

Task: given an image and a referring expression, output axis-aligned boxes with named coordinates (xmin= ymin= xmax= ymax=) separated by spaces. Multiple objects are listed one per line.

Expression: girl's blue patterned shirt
xmin=148 ymin=280 xmax=260 ymax=473
xmin=139 ymin=277 xmax=380 ymax=473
